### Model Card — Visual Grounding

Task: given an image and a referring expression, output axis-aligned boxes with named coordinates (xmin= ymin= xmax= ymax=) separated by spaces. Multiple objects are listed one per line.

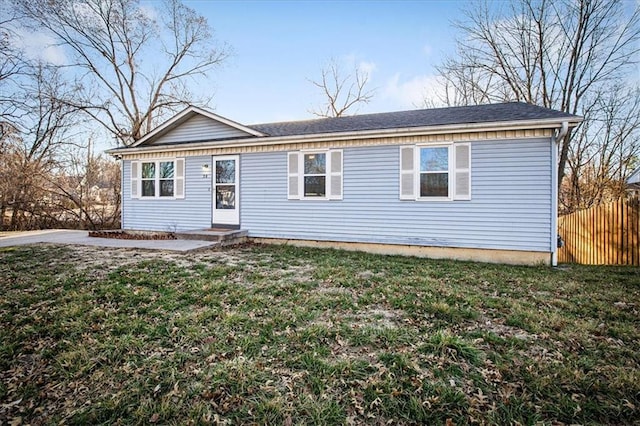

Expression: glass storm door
xmin=212 ymin=155 xmax=239 ymax=226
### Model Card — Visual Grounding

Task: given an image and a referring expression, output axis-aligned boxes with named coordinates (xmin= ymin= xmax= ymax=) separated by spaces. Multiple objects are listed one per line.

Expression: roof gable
xmin=133 ymin=106 xmax=264 ymax=147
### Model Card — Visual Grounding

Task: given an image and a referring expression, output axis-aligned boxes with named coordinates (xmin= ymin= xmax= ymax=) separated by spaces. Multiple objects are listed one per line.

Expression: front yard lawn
xmin=0 ymin=244 xmax=638 ymax=425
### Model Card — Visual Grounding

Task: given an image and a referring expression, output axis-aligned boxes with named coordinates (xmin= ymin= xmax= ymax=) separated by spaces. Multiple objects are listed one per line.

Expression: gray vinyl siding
xmin=121 ymin=138 xmax=554 ymax=252
xmin=151 ymin=115 xmax=250 ymax=145
xmin=241 ymin=138 xmax=553 ymax=252
xmin=122 ymin=156 xmax=211 ymax=231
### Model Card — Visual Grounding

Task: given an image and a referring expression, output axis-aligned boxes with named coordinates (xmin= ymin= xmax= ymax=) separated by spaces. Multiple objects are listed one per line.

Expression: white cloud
xmin=335 ymin=54 xmax=376 ymax=80
xmin=357 ymin=60 xmax=376 ymax=78
xmin=383 ymin=73 xmax=447 ymax=108
xmin=11 ymin=28 xmax=67 ymax=65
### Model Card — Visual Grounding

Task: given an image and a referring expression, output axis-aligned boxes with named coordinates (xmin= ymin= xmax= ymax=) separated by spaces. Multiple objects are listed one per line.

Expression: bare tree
xmin=434 ymin=0 xmax=640 ymax=197
xmin=0 ymin=3 xmax=28 ymax=124
xmin=16 ymin=0 xmax=230 ymax=145
xmin=2 ymin=0 xmax=223 ymax=229
xmin=422 ymin=60 xmax=498 ymax=108
xmin=309 ymin=59 xmax=375 ymax=118
xmin=561 ymin=85 xmax=640 ymax=212
xmin=46 ymin=150 xmax=121 ymax=230
xmin=0 ymin=63 xmax=83 ymax=230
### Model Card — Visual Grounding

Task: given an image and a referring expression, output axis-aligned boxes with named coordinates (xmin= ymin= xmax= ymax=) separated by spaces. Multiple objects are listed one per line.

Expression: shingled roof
xmin=250 ymin=102 xmax=579 ymax=137
xmin=108 ymin=102 xmax=583 ymax=153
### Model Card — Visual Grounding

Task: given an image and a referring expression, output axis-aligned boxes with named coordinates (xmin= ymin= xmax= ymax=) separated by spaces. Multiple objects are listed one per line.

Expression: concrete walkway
xmin=0 ymin=229 xmax=217 ymax=252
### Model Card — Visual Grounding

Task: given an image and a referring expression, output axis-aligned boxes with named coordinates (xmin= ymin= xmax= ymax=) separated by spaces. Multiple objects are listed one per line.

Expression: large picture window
xmin=131 ymin=158 xmax=185 ymax=199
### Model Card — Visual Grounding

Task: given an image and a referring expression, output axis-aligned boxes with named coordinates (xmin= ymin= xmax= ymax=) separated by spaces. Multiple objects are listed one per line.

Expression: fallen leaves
xmin=0 ymin=244 xmax=638 ymax=424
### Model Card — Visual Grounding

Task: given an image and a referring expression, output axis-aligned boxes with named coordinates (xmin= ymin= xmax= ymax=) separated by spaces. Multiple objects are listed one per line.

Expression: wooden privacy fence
xmin=558 ymin=198 xmax=640 ymax=265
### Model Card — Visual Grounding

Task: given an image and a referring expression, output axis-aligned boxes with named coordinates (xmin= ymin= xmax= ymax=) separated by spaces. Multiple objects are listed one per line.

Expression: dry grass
xmin=1 ymin=243 xmax=639 ymax=425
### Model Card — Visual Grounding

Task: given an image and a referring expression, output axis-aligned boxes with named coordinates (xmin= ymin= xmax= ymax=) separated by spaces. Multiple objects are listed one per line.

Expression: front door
xmin=212 ymin=155 xmax=239 ymax=226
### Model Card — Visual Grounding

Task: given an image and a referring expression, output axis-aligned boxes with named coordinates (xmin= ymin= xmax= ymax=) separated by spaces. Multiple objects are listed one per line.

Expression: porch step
xmin=175 ymin=229 xmax=248 ymax=245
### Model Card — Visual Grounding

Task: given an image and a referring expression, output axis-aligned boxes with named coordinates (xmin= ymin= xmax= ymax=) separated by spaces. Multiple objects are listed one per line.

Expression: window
xmin=288 ymin=150 xmax=342 ymax=200
xmin=215 ymin=159 xmax=236 ymax=209
xmin=141 ymin=160 xmax=174 ymax=197
xmin=303 ymin=153 xmax=326 ymax=197
xmin=420 ymin=147 xmax=449 ymax=197
xmin=399 ymin=144 xmax=470 ymax=201
xmin=131 ymin=158 xmax=185 ymax=199
xmin=141 ymin=162 xmax=156 ymax=197
xmin=159 ymin=161 xmax=175 ymax=197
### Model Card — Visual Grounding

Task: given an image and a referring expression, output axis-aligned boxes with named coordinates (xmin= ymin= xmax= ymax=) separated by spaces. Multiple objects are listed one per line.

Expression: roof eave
xmin=106 ymin=116 xmax=582 ymax=156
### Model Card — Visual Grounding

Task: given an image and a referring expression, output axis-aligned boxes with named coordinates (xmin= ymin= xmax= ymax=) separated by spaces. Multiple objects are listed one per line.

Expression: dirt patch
xmin=310 ymin=306 xmax=402 ymax=331
xmin=317 ymin=286 xmax=353 ymax=295
xmin=356 ymin=270 xmax=386 ymax=280
xmin=471 ymin=317 xmax=536 ymax=341
xmin=88 ymin=230 xmax=177 ymax=240
xmin=85 ymin=244 xmax=244 ymax=264
xmin=350 ymin=307 xmax=402 ymax=329
xmin=281 ymin=264 xmax=316 ymax=281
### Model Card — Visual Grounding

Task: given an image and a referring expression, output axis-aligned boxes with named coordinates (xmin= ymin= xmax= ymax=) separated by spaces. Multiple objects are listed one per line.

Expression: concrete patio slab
xmin=0 ymin=229 xmax=217 ymax=252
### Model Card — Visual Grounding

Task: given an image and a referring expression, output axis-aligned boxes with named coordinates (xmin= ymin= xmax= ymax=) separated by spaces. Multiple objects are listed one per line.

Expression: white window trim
xmin=400 ymin=143 xmax=471 ymax=202
xmin=416 ymin=143 xmax=453 ymax=202
xmin=288 ymin=149 xmax=343 ymax=201
xmin=301 ymin=149 xmax=328 ymax=200
xmin=135 ymin=158 xmax=183 ymax=200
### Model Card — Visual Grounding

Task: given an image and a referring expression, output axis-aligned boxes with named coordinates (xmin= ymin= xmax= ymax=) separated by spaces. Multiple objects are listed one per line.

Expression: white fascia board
xmin=107 ymin=117 xmax=582 ymax=156
xmin=130 ymin=106 xmax=265 ymax=148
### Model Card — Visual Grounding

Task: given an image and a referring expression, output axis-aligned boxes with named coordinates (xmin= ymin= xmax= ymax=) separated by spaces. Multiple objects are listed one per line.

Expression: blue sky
xmin=185 ymin=0 xmax=462 ymax=124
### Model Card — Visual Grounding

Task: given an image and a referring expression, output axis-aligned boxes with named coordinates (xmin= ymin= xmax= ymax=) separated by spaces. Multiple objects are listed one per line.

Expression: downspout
xmin=117 ymin=155 xmax=124 ymax=230
xmin=551 ymin=121 xmax=568 ymax=266
xmin=554 ymin=121 xmax=569 ymax=144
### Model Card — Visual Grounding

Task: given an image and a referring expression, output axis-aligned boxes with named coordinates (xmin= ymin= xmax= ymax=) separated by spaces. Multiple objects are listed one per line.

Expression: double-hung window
xmin=131 ymin=158 xmax=185 ymax=199
xmin=141 ymin=162 xmax=157 ymax=197
xmin=400 ymin=143 xmax=470 ymax=201
xmin=288 ymin=149 xmax=343 ymax=200
xmin=419 ymin=146 xmax=449 ymax=197
xmin=303 ymin=152 xmax=327 ymax=197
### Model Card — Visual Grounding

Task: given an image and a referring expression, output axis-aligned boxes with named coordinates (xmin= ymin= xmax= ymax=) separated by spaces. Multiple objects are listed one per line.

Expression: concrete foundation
xmin=250 ymin=237 xmax=551 ymax=266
